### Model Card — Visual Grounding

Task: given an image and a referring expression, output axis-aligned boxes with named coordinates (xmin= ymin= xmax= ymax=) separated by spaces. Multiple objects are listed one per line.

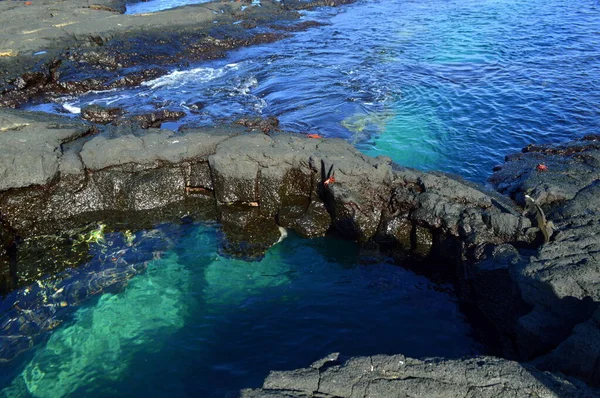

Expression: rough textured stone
xmin=480 ymin=137 xmax=600 ymax=385
xmin=1 ymin=108 xmax=598 ymax=390
xmin=81 ymin=126 xmax=234 ymax=170
xmin=81 ymin=104 xmax=124 ymax=125
xmin=292 ymin=199 xmax=331 ymax=238
xmin=241 ymin=354 xmax=599 ymax=397
xmin=537 ymin=308 xmax=600 ymax=387
xmin=0 ymin=108 xmax=90 ymax=190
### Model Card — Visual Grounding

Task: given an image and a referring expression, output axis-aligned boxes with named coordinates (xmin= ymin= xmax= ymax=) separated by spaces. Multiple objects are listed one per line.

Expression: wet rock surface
xmin=0 ymin=106 xmax=530 ymax=263
xmin=234 ymin=136 xmax=600 ymax=395
xmin=81 ymin=104 xmax=124 ymax=124
xmin=240 ymin=353 xmax=598 ymax=398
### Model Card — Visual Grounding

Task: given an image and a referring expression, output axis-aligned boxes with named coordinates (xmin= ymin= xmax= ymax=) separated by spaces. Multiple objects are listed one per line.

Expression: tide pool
xmin=0 ymin=224 xmax=481 ymax=397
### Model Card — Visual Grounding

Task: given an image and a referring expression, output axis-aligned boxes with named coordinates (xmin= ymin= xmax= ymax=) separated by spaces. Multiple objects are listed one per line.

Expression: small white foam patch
xmin=275 ymin=227 xmax=288 ymax=245
xmin=62 ymin=103 xmax=81 ymax=114
xmin=142 ymin=64 xmax=239 ymax=90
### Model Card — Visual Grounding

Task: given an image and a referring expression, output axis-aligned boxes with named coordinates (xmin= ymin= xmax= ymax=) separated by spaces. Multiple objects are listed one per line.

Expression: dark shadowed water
xmin=8 ymin=0 xmax=600 ymax=396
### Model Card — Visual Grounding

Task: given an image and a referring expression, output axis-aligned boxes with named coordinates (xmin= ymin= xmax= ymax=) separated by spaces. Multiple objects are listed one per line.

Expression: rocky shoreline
xmin=0 ymin=0 xmax=599 ymax=396
xmin=0 ymin=0 xmax=351 ymax=108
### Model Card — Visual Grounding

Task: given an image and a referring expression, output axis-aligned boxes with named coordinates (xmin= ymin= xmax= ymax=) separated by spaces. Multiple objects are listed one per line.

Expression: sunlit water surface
xmin=125 ymin=0 xmax=212 ymax=15
xmin=31 ymin=0 xmax=600 ymax=183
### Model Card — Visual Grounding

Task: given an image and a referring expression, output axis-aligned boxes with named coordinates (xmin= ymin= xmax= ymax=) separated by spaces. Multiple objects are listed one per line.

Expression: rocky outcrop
xmin=0 ymin=108 xmax=92 ymax=191
xmin=467 ymin=136 xmax=600 ymax=386
xmin=1 ymin=110 xmax=599 ymax=389
xmin=236 ymin=136 xmax=600 ymax=395
xmin=0 ymin=0 xmax=355 ymax=108
xmin=240 ymin=353 xmax=598 ymax=398
xmin=0 ymin=108 xmax=532 ymax=262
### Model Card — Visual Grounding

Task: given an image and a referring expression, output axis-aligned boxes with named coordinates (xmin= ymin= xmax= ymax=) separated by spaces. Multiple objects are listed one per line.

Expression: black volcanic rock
xmin=240 ymin=353 xmax=598 ymax=397
xmin=81 ymin=104 xmax=124 ymax=124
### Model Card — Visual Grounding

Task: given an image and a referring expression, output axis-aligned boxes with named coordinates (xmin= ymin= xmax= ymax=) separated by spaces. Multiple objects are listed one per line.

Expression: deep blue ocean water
xmin=9 ymin=0 xmax=600 ymax=396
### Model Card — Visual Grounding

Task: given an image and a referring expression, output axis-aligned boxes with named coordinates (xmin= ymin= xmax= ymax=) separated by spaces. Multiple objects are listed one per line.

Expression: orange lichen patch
xmin=24 ymin=1 xmax=32 ymax=5
xmin=307 ymin=133 xmax=323 ymax=139
xmin=0 ymin=50 xmax=16 ymax=57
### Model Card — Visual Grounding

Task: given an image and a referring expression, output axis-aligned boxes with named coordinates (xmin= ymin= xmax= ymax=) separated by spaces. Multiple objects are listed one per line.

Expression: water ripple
xmin=28 ymin=0 xmax=600 ymax=183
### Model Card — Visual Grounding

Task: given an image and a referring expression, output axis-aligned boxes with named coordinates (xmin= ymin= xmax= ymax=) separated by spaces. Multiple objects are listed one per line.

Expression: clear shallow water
xmin=31 ymin=0 xmax=600 ymax=182
xmin=0 ymin=224 xmax=481 ymax=397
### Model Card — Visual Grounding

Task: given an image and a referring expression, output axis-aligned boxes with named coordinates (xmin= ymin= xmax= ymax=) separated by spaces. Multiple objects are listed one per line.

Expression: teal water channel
xmin=0 ymin=224 xmax=480 ymax=397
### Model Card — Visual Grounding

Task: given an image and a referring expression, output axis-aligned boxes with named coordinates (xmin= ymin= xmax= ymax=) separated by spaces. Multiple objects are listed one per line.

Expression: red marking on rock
xmin=324 ymin=172 xmax=336 ymax=186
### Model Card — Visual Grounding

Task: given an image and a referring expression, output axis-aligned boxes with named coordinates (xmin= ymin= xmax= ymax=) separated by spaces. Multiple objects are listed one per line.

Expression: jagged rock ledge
xmin=0 ymin=107 xmax=532 ymax=259
xmin=240 ymin=353 xmax=597 ymax=398
xmin=242 ymin=135 xmax=600 ymax=397
xmin=0 ymin=108 xmax=599 ymax=395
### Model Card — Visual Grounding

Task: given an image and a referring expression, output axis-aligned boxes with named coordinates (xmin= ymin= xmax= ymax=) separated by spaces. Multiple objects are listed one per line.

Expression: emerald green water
xmin=1 ymin=224 xmax=480 ymax=397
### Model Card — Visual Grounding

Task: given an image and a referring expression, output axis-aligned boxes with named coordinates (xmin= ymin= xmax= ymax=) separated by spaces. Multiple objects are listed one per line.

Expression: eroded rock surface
xmin=0 ymin=94 xmax=599 ymax=391
xmin=0 ymin=108 xmax=92 ymax=190
xmin=470 ymin=136 xmax=600 ymax=386
xmin=240 ymin=353 xmax=598 ymax=398
xmin=0 ymin=108 xmax=532 ymax=266
xmin=0 ymin=0 xmax=353 ymax=108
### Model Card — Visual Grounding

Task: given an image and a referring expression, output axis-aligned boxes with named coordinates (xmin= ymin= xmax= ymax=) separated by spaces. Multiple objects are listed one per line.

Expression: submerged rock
xmin=81 ymin=104 xmax=124 ymax=125
xmin=0 ymin=228 xmax=173 ymax=363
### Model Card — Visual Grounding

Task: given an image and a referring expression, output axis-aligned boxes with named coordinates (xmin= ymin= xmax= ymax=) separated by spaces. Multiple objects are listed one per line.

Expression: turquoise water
xmin=32 ymin=0 xmax=600 ymax=183
xmin=0 ymin=224 xmax=480 ymax=397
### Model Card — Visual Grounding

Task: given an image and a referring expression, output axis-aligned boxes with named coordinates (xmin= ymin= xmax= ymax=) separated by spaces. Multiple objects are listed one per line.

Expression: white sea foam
xmin=62 ymin=103 xmax=81 ymax=114
xmin=142 ymin=64 xmax=239 ymax=90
